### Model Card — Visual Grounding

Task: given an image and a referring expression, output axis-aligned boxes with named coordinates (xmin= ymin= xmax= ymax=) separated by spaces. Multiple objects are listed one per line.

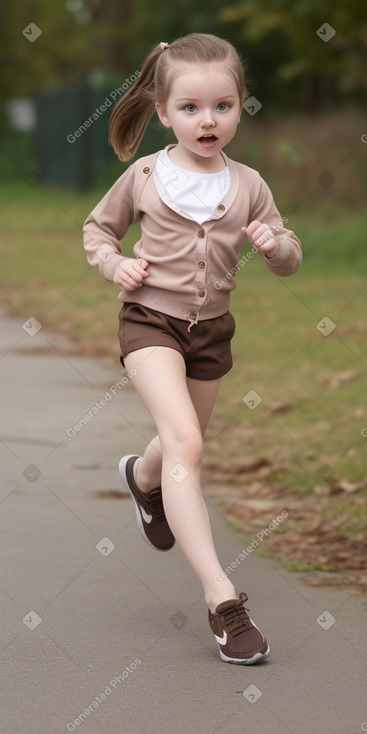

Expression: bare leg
xmin=133 ymin=435 xmax=162 ymax=492
xmin=124 ymin=346 xmax=236 ymax=611
xmin=134 ymin=375 xmax=222 ymax=490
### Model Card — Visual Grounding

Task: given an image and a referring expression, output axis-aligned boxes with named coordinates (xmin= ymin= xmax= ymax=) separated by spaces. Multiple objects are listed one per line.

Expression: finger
xmin=116 ymin=271 xmax=140 ymax=289
xmin=126 ymin=273 xmax=143 ymax=287
xmin=242 ymin=220 xmax=263 ymax=238
xmin=132 ymin=261 xmax=149 ymax=279
xmin=120 ymin=279 xmax=142 ymax=291
xmin=137 ymin=258 xmax=149 ymax=270
xmin=255 ymin=229 xmax=274 ymax=247
xmin=248 ymin=225 xmax=271 ymax=248
xmin=259 ymin=239 xmax=278 ymax=257
xmin=123 ymin=264 xmax=144 ymax=282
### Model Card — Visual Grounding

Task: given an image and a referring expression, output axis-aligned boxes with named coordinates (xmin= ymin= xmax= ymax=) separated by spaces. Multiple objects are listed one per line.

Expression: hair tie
xmin=159 ymin=42 xmax=169 ymax=51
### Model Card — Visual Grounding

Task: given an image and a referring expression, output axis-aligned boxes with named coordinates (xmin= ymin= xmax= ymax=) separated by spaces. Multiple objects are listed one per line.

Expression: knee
xmin=182 ymin=429 xmax=204 ymax=466
xmin=163 ymin=426 xmax=203 ymax=467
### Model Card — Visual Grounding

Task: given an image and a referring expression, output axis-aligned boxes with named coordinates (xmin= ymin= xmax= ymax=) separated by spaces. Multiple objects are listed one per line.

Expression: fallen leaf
xmin=353 ymin=407 xmax=365 ymax=418
xmin=319 ymin=369 xmax=359 ymax=389
xmin=93 ymin=490 xmax=130 ymax=499
xmin=314 ymin=474 xmax=367 ymax=495
xmin=329 ymin=475 xmax=367 ymax=493
xmin=266 ymin=401 xmax=295 ymax=415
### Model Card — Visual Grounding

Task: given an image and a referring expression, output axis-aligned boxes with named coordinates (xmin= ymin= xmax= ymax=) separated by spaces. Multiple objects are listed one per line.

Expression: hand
xmin=241 ymin=220 xmax=280 ymax=260
xmin=113 ymin=258 xmax=149 ymax=291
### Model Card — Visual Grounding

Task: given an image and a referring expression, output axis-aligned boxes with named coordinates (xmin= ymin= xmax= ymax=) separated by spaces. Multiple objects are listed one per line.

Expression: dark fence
xmin=34 ymin=82 xmax=173 ymax=191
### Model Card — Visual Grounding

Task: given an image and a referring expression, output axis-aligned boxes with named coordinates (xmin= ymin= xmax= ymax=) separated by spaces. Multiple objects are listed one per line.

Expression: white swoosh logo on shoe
xmin=249 ymin=617 xmax=265 ymax=641
xmin=141 ymin=507 xmax=153 ymax=524
xmin=214 ymin=631 xmax=227 ymax=646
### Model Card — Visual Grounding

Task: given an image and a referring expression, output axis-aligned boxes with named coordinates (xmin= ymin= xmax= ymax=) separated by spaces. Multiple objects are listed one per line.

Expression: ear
xmin=155 ymin=102 xmax=171 ymax=128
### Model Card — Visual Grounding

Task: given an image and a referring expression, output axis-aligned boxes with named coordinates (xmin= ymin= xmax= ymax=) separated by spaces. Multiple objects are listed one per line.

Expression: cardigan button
xmin=143 ymin=166 xmax=150 ymax=174
xmin=188 ymin=311 xmax=197 ymax=320
xmin=217 ymin=204 xmax=225 ymax=211
xmin=197 ymin=229 xmax=205 ymax=238
xmin=198 ymin=260 xmax=206 ymax=269
xmin=198 ymin=290 xmax=205 ymax=298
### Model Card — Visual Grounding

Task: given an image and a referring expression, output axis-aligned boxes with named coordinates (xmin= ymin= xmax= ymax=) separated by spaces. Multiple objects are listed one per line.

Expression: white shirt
xmin=154 ymin=146 xmax=230 ymax=225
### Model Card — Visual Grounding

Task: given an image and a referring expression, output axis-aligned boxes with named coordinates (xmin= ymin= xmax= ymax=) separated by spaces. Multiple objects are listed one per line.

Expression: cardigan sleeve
xmin=83 ymin=163 xmax=138 ymax=282
xmin=249 ymin=175 xmax=302 ymax=277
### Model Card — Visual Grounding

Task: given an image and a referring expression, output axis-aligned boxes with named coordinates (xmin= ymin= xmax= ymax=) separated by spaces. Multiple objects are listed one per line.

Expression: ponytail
xmin=109 ymin=44 xmax=164 ymax=161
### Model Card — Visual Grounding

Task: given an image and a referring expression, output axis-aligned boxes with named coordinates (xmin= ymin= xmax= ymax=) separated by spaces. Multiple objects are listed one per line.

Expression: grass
xmin=1 ymin=166 xmax=367 ymax=580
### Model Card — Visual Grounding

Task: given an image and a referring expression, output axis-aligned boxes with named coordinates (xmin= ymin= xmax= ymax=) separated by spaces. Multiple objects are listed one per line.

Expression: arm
xmin=242 ymin=176 xmax=302 ymax=276
xmin=83 ymin=163 xmax=148 ymax=289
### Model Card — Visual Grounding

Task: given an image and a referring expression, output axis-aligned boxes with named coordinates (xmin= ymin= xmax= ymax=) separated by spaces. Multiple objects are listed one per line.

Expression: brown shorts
xmin=118 ymin=303 xmax=235 ymax=380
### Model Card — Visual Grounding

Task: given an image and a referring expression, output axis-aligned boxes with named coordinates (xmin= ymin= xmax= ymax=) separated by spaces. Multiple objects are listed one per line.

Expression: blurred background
xmin=1 ymin=0 xmax=367 ymax=582
xmin=1 ymin=0 xmax=366 ymax=196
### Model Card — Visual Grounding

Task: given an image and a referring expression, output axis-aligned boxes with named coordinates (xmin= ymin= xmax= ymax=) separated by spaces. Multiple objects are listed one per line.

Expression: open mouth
xmin=198 ymin=134 xmax=218 ymax=147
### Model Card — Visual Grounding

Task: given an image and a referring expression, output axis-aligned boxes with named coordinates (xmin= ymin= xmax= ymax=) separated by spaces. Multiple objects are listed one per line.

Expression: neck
xmin=168 ymin=144 xmax=226 ymax=173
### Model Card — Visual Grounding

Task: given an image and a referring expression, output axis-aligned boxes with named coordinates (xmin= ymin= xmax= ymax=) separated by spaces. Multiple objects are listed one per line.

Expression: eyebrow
xmin=176 ymin=95 xmax=236 ymax=102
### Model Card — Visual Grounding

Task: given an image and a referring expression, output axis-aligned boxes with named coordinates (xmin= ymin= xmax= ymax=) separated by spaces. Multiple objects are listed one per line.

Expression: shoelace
xmin=221 ymin=602 xmax=253 ymax=637
xmin=145 ymin=489 xmax=166 ymax=522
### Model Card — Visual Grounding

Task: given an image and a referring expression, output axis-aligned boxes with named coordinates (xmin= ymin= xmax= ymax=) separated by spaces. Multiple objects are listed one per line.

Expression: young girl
xmin=83 ymin=32 xmax=302 ymax=665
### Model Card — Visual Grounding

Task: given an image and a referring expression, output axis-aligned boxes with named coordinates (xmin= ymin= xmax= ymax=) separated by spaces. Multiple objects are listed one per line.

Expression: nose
xmin=200 ymin=108 xmax=215 ymax=128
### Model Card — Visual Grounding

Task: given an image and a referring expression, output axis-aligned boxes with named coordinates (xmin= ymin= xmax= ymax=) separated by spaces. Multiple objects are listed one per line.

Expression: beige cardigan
xmin=83 ymin=146 xmax=302 ymax=325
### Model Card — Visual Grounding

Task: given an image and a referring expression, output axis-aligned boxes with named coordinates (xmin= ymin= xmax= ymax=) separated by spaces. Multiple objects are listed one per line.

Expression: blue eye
xmin=217 ymin=102 xmax=230 ymax=111
xmin=185 ymin=104 xmax=196 ymax=112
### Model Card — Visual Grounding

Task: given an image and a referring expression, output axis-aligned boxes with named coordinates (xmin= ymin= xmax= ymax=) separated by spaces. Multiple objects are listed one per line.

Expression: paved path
xmin=1 ymin=311 xmax=366 ymax=734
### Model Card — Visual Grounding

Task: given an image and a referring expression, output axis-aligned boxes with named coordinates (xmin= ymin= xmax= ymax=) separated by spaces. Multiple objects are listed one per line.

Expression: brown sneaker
xmin=208 ymin=592 xmax=270 ymax=664
xmin=119 ymin=454 xmax=175 ymax=552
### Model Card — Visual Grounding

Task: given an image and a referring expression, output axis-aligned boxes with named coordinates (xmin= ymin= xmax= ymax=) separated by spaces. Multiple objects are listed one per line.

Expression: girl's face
xmin=156 ymin=61 xmax=242 ymax=170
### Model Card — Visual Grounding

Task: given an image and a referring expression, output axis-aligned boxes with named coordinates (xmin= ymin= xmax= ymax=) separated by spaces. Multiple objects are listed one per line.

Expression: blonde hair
xmin=109 ymin=33 xmax=247 ymax=161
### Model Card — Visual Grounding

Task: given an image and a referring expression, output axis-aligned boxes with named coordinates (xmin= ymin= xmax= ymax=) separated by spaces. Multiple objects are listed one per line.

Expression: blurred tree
xmin=219 ymin=0 xmax=367 ymax=110
xmin=116 ymin=0 xmax=232 ymax=73
xmin=1 ymin=0 xmax=366 ymax=115
xmin=0 ymin=0 xmax=97 ymax=98
xmin=90 ymin=0 xmax=131 ymax=73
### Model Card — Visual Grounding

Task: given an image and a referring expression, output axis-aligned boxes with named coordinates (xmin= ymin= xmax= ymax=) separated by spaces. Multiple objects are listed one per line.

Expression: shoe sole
xmin=218 ymin=643 xmax=270 ymax=665
xmin=119 ymin=454 xmax=172 ymax=553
